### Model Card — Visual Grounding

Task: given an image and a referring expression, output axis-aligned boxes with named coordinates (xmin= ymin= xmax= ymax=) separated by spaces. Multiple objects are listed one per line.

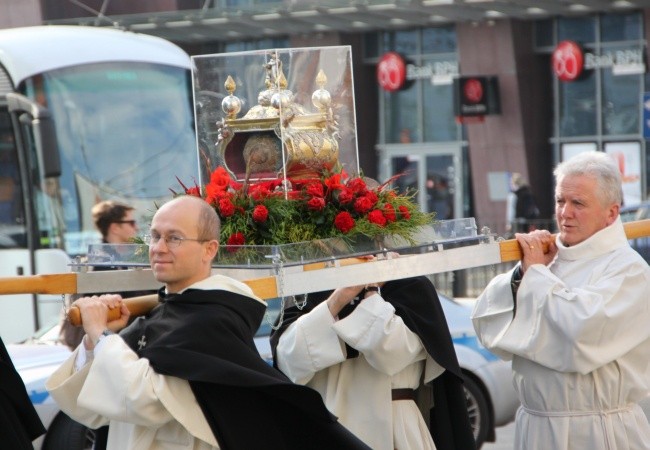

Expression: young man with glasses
xmin=91 ymin=200 xmax=139 ymax=245
xmin=47 ymin=195 xmax=370 ymax=450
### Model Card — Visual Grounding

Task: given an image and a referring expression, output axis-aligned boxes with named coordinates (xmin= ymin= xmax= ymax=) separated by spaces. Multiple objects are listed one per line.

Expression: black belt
xmin=391 ymin=388 xmax=416 ymax=401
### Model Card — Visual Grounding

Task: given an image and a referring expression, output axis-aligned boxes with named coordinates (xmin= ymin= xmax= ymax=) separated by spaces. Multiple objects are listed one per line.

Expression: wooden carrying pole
xmin=1 ymin=219 xmax=648 ymax=326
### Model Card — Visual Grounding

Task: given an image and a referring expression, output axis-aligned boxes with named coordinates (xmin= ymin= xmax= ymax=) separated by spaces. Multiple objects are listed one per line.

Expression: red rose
xmin=368 ymin=209 xmax=387 ymax=226
xmin=218 ymin=198 xmax=236 ymax=217
xmin=364 ymin=191 xmax=378 ymax=206
xmin=334 ymin=211 xmax=355 ymax=233
xmin=249 ymin=186 xmax=270 ymax=201
xmin=337 ymin=188 xmax=354 ymax=205
xmin=205 ymin=184 xmax=230 ymax=204
xmin=325 ymin=174 xmax=345 ymax=191
xmin=347 ymin=178 xmax=367 ymax=194
xmin=398 ymin=205 xmax=411 ymax=219
xmin=306 ymin=182 xmax=325 ymax=198
xmin=209 ymin=167 xmax=231 ymax=191
xmin=383 ymin=203 xmax=396 ymax=222
xmin=307 ymin=196 xmax=326 ymax=211
xmin=252 ymin=204 xmax=269 ymax=223
xmin=226 ymin=232 xmax=245 ymax=251
xmin=354 ymin=196 xmax=373 ymax=214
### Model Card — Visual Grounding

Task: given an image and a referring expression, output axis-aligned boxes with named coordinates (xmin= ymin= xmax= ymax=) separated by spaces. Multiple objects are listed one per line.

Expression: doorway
xmin=377 ymin=143 xmax=463 ymax=220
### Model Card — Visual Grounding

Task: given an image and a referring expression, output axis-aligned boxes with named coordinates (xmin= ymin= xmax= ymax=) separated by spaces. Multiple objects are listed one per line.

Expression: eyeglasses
xmin=143 ymin=234 xmax=207 ymax=248
xmin=116 ymin=220 xmax=137 ymax=227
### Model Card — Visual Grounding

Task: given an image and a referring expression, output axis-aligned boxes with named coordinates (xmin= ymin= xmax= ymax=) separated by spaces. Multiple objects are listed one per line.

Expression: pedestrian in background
xmin=505 ymin=172 xmax=539 ymax=235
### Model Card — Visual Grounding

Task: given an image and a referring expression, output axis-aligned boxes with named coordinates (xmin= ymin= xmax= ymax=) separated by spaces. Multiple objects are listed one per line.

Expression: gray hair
xmin=553 ymin=151 xmax=623 ymax=206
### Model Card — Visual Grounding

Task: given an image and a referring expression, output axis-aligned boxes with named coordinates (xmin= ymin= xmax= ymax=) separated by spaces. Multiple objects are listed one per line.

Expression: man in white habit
xmin=472 ymin=151 xmax=650 ymax=449
xmin=46 ymin=195 xmax=370 ymax=450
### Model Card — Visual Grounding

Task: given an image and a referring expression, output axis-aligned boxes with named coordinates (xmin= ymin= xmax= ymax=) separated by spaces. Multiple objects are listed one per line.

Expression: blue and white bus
xmin=0 ymin=26 xmax=198 ymax=342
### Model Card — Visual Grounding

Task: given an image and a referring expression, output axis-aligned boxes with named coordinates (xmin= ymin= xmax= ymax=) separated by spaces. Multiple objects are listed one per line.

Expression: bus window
xmin=0 ymin=111 xmax=26 ymax=248
xmin=20 ymin=62 xmax=197 ymax=255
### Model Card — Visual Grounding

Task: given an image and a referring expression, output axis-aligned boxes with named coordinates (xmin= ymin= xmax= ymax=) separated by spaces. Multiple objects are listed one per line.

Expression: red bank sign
xmin=552 ymin=40 xmax=584 ymax=82
xmin=377 ymin=52 xmax=406 ymax=92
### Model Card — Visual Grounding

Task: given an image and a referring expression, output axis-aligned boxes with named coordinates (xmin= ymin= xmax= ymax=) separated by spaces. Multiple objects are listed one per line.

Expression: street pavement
xmin=481 ymin=421 xmax=515 ymax=450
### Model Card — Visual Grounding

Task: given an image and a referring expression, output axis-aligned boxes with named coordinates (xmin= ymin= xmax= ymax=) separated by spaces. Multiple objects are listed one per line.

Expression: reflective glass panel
xmin=422 ymin=27 xmax=456 ymax=54
xmin=558 ymin=75 xmax=597 ymax=137
xmin=601 ymin=13 xmax=641 ymax=42
xmin=602 ymin=68 xmax=641 ymax=135
xmin=383 ymin=83 xmax=420 ymax=143
xmin=558 ymin=16 xmax=595 ymax=43
xmin=22 ymin=62 xmax=197 ymax=254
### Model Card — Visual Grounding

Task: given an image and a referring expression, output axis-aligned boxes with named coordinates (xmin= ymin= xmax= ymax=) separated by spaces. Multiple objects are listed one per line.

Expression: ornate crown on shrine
xmin=192 ymin=46 xmax=359 ymax=187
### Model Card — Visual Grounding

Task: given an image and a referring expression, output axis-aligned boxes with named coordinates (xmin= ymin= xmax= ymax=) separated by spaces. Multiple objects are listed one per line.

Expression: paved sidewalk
xmin=482 ymin=422 xmax=515 ymax=450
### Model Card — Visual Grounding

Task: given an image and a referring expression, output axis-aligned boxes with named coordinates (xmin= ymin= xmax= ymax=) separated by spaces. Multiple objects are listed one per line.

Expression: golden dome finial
xmin=315 ymin=70 xmax=327 ymax=89
xmin=222 ymin=75 xmax=241 ymax=119
xmin=224 ymin=75 xmax=236 ymax=95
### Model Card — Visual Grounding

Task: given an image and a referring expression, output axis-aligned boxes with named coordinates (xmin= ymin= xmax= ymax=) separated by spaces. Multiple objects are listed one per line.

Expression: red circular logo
xmin=377 ymin=52 xmax=406 ymax=92
xmin=463 ymin=78 xmax=483 ymax=103
xmin=552 ymin=40 xmax=584 ymax=82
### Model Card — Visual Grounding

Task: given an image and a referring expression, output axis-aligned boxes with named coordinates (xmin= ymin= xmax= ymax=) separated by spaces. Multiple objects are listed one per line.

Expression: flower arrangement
xmin=177 ymin=167 xmax=434 ymax=249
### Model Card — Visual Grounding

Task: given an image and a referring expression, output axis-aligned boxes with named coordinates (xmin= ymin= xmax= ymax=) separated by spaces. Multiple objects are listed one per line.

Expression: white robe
xmin=276 ymin=293 xmax=444 ymax=450
xmin=472 ymin=217 xmax=650 ymax=449
xmin=46 ymin=275 xmax=264 ymax=450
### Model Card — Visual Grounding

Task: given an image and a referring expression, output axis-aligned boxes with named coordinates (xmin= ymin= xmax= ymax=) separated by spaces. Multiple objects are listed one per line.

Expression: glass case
xmin=82 ymin=218 xmax=480 ymax=270
xmin=192 ymin=46 xmax=359 ymax=194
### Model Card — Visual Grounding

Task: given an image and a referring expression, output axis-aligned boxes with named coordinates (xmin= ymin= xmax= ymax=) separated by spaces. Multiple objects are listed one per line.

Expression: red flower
xmin=227 ymin=232 xmax=245 ymax=247
xmin=306 ymin=182 xmax=325 ymax=198
xmin=209 ymin=167 xmax=231 ymax=191
xmin=218 ymin=198 xmax=236 ymax=217
xmin=337 ymin=188 xmax=354 ymax=205
xmin=307 ymin=196 xmax=326 ymax=211
xmin=325 ymin=173 xmax=345 ymax=191
xmin=368 ymin=209 xmax=387 ymax=227
xmin=252 ymin=204 xmax=269 ymax=223
xmin=354 ymin=196 xmax=374 ymax=214
xmin=347 ymin=177 xmax=367 ymax=194
xmin=383 ymin=203 xmax=396 ymax=222
xmin=364 ymin=191 xmax=378 ymax=206
xmin=334 ymin=211 xmax=355 ymax=233
xmin=398 ymin=205 xmax=411 ymax=219
xmin=205 ymin=184 xmax=229 ymax=204
xmin=185 ymin=186 xmax=201 ymax=197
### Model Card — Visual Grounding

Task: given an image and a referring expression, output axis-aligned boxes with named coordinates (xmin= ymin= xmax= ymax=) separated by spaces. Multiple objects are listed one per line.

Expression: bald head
xmin=157 ymin=196 xmax=221 ymax=242
xmin=149 ymin=196 xmax=220 ymax=293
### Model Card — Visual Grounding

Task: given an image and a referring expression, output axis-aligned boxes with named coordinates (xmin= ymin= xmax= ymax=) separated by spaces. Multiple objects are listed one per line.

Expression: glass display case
xmin=192 ymin=46 xmax=359 ymax=194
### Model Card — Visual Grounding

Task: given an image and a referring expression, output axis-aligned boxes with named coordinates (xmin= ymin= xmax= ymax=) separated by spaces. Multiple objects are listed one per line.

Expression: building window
xmin=601 ymin=13 xmax=642 ymax=42
xmin=557 ymin=16 xmax=596 ymax=43
xmin=367 ymin=26 xmax=459 ymax=144
xmin=559 ymin=74 xmax=597 ymax=137
xmin=543 ymin=13 xmax=644 ymax=139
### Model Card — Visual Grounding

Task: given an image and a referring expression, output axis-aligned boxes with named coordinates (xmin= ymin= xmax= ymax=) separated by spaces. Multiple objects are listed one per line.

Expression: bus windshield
xmin=20 ymin=61 xmax=198 ymax=254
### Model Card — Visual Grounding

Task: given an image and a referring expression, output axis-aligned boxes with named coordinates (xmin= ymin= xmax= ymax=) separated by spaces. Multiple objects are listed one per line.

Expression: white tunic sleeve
xmin=46 ymin=335 xmax=217 ymax=445
xmin=473 ymin=254 xmax=650 ymax=375
xmin=332 ymin=294 xmax=428 ymax=375
xmin=276 ymin=301 xmax=347 ymax=384
xmin=276 ymin=295 xmax=429 ymax=382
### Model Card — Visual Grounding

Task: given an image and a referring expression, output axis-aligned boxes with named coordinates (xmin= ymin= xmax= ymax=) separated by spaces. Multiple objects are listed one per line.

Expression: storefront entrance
xmin=377 ymin=144 xmax=463 ymax=220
